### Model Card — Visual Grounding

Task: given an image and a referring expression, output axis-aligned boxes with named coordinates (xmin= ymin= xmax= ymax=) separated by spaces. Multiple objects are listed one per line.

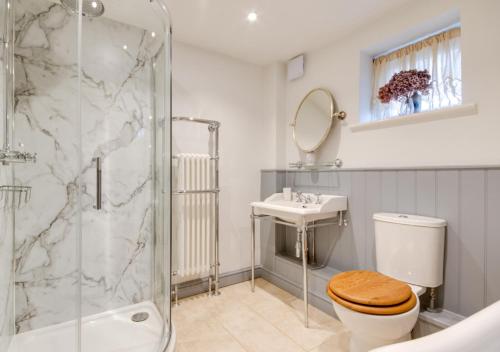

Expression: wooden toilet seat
xmin=327 ymin=270 xmax=417 ymax=315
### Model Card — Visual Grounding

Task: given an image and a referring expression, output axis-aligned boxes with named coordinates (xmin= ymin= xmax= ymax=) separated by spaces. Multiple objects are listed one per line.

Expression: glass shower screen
xmin=0 ymin=0 xmax=172 ymax=351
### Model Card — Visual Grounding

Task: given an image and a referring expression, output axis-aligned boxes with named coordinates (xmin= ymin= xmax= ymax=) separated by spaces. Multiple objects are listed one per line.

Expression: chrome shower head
xmin=61 ymin=0 xmax=105 ymax=17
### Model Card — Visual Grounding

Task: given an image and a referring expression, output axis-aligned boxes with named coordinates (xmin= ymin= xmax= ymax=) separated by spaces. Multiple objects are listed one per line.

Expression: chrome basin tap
xmin=295 ymin=191 xmax=304 ymax=203
xmin=296 ymin=191 xmax=313 ymax=204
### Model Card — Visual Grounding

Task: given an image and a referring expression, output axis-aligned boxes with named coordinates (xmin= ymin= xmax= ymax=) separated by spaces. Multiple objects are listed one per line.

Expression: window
xmin=370 ymin=27 xmax=462 ymax=121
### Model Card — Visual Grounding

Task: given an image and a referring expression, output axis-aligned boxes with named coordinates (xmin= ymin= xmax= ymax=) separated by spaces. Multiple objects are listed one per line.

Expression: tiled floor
xmin=173 ymin=278 xmax=350 ymax=352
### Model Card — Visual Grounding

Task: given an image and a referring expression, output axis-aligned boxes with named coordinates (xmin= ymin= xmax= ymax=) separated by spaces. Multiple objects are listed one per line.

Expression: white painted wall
xmin=171 ymin=0 xmax=500 ymax=275
xmin=172 ymin=41 xmax=274 ymax=274
xmin=279 ymin=0 xmax=500 ymax=168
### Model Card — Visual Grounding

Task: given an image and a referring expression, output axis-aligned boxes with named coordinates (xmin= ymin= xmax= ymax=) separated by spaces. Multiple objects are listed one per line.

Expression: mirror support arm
xmin=333 ymin=111 xmax=347 ymax=120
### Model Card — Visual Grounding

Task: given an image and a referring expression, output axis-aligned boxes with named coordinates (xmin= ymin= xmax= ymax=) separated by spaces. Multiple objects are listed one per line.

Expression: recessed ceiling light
xmin=123 ymin=45 xmax=128 ymax=50
xmin=91 ymin=1 xmax=98 ymax=9
xmin=151 ymin=31 xmax=156 ymax=38
xmin=247 ymin=11 xmax=258 ymax=23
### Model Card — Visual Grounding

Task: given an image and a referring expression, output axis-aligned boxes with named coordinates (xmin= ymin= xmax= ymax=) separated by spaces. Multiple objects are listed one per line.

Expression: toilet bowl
xmin=330 ymin=281 xmax=424 ymax=352
xmin=327 ymin=213 xmax=446 ymax=352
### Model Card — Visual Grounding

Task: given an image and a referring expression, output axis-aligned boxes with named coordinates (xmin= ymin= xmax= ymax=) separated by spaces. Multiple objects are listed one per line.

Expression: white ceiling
xmin=95 ymin=0 xmax=412 ymax=65
xmin=164 ymin=0 xmax=412 ymax=65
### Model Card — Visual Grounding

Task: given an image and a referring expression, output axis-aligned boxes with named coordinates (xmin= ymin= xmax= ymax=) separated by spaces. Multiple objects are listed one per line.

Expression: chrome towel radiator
xmin=172 ymin=116 xmax=220 ymax=300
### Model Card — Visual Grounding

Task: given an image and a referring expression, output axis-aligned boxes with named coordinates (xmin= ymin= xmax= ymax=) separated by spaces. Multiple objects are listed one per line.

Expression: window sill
xmin=350 ymin=103 xmax=478 ymax=132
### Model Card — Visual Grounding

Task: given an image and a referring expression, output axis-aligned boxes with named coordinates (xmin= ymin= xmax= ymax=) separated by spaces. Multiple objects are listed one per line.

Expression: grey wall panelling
xmin=260 ymin=168 xmax=500 ymax=318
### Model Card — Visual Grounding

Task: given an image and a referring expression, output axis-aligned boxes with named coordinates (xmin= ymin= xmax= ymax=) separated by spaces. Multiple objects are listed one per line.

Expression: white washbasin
xmin=251 ymin=192 xmax=347 ymax=225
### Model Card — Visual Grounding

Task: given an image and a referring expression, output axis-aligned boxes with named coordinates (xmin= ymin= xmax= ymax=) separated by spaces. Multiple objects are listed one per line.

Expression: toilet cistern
xmin=327 ymin=212 xmax=446 ymax=352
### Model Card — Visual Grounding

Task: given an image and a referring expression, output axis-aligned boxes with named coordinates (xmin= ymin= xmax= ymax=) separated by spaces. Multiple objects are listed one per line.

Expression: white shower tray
xmin=9 ymin=301 xmax=168 ymax=352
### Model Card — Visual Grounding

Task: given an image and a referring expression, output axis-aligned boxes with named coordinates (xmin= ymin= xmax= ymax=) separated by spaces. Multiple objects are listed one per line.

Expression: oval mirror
xmin=292 ymin=88 xmax=345 ymax=153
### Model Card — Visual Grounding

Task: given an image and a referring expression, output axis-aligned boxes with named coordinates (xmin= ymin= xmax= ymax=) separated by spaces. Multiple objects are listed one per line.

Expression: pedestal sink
xmin=251 ymin=192 xmax=347 ymax=225
xmin=249 ymin=192 xmax=348 ymax=328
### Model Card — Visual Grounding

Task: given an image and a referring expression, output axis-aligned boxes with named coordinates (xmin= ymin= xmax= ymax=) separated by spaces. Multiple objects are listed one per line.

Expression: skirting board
xmin=175 ymin=267 xmax=263 ymax=299
xmin=175 ymin=266 xmax=341 ymax=315
xmin=260 ymin=267 xmax=335 ymax=315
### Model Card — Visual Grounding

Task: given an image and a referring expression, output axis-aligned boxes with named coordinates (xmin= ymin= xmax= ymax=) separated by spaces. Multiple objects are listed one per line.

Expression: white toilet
xmin=327 ymin=213 xmax=446 ymax=352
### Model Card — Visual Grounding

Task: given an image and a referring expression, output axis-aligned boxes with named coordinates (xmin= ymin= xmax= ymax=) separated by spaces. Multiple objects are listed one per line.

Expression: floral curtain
xmin=371 ymin=27 xmax=462 ymax=120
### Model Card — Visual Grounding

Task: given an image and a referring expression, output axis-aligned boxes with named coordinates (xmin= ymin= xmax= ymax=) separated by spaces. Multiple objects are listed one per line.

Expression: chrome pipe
xmin=427 ymin=287 xmax=440 ymax=312
xmin=213 ymin=122 xmax=220 ymax=295
xmin=172 ymin=155 xmax=219 ymax=160
xmin=301 ymin=225 xmax=309 ymax=328
xmin=251 ymin=208 xmax=256 ymax=292
xmin=173 ymin=116 xmax=221 ymax=127
xmin=309 ymin=221 xmax=338 ymax=228
xmin=295 ymin=230 xmax=301 ymax=258
xmin=311 ymin=225 xmax=316 ymax=266
xmin=273 ymin=219 xmax=298 ymax=227
xmin=173 ymin=189 xmax=219 ymax=195
xmin=273 ymin=218 xmax=336 ymax=229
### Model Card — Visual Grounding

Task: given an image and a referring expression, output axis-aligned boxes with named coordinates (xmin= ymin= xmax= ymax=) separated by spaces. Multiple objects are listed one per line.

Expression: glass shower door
xmin=6 ymin=0 xmax=81 ymax=351
xmin=0 ymin=0 xmax=14 ymax=345
xmin=1 ymin=0 xmax=172 ymax=351
xmin=79 ymin=1 xmax=171 ymax=351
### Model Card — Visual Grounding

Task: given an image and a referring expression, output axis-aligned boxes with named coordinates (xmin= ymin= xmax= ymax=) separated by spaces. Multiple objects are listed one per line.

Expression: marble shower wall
xmin=13 ymin=0 xmax=160 ymax=332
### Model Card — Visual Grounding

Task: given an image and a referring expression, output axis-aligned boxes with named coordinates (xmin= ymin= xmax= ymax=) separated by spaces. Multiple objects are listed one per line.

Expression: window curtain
xmin=371 ymin=27 xmax=462 ymax=121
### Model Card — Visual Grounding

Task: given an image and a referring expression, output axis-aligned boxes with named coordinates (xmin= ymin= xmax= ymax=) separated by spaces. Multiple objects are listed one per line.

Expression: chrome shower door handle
xmin=94 ymin=157 xmax=102 ymax=210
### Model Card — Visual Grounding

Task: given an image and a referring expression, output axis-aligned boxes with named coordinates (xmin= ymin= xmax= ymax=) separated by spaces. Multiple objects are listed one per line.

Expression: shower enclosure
xmin=0 ymin=0 xmax=173 ymax=351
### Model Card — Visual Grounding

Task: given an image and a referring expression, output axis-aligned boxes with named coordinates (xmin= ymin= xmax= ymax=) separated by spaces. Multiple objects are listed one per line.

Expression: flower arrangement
xmin=378 ymin=69 xmax=431 ymax=104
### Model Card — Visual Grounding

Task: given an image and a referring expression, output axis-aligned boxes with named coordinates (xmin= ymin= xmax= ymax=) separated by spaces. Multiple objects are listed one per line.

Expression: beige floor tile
xmin=173 ymin=297 xmax=218 ymax=326
xmin=175 ymin=319 xmax=227 ymax=343
xmin=173 ymin=279 xmax=345 ymax=352
xmin=222 ymin=318 xmax=306 ymax=352
xmin=249 ymin=292 xmax=345 ymax=351
xmin=254 ymin=278 xmax=297 ymax=303
xmin=309 ymin=331 xmax=351 ymax=352
xmin=216 ymin=300 xmax=305 ymax=352
xmin=267 ymin=309 xmax=345 ymax=351
xmin=289 ymin=298 xmax=336 ymax=325
xmin=240 ymin=287 xmax=292 ymax=314
xmin=176 ymin=334 xmax=246 ymax=352
xmin=250 ymin=294 xmax=302 ymax=325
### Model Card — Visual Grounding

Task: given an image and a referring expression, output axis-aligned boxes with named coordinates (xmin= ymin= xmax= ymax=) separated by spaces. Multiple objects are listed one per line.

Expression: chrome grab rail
xmin=93 ymin=157 xmax=102 ymax=210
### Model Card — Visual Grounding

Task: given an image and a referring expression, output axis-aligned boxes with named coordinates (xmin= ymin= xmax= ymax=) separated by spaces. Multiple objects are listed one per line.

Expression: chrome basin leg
xmin=301 ymin=225 xmax=309 ymax=328
xmin=251 ymin=208 xmax=255 ymax=292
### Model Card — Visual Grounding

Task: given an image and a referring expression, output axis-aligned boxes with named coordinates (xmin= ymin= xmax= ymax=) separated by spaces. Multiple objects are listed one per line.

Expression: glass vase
xmin=412 ymin=92 xmax=422 ymax=113
xmin=399 ymin=96 xmax=415 ymax=116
